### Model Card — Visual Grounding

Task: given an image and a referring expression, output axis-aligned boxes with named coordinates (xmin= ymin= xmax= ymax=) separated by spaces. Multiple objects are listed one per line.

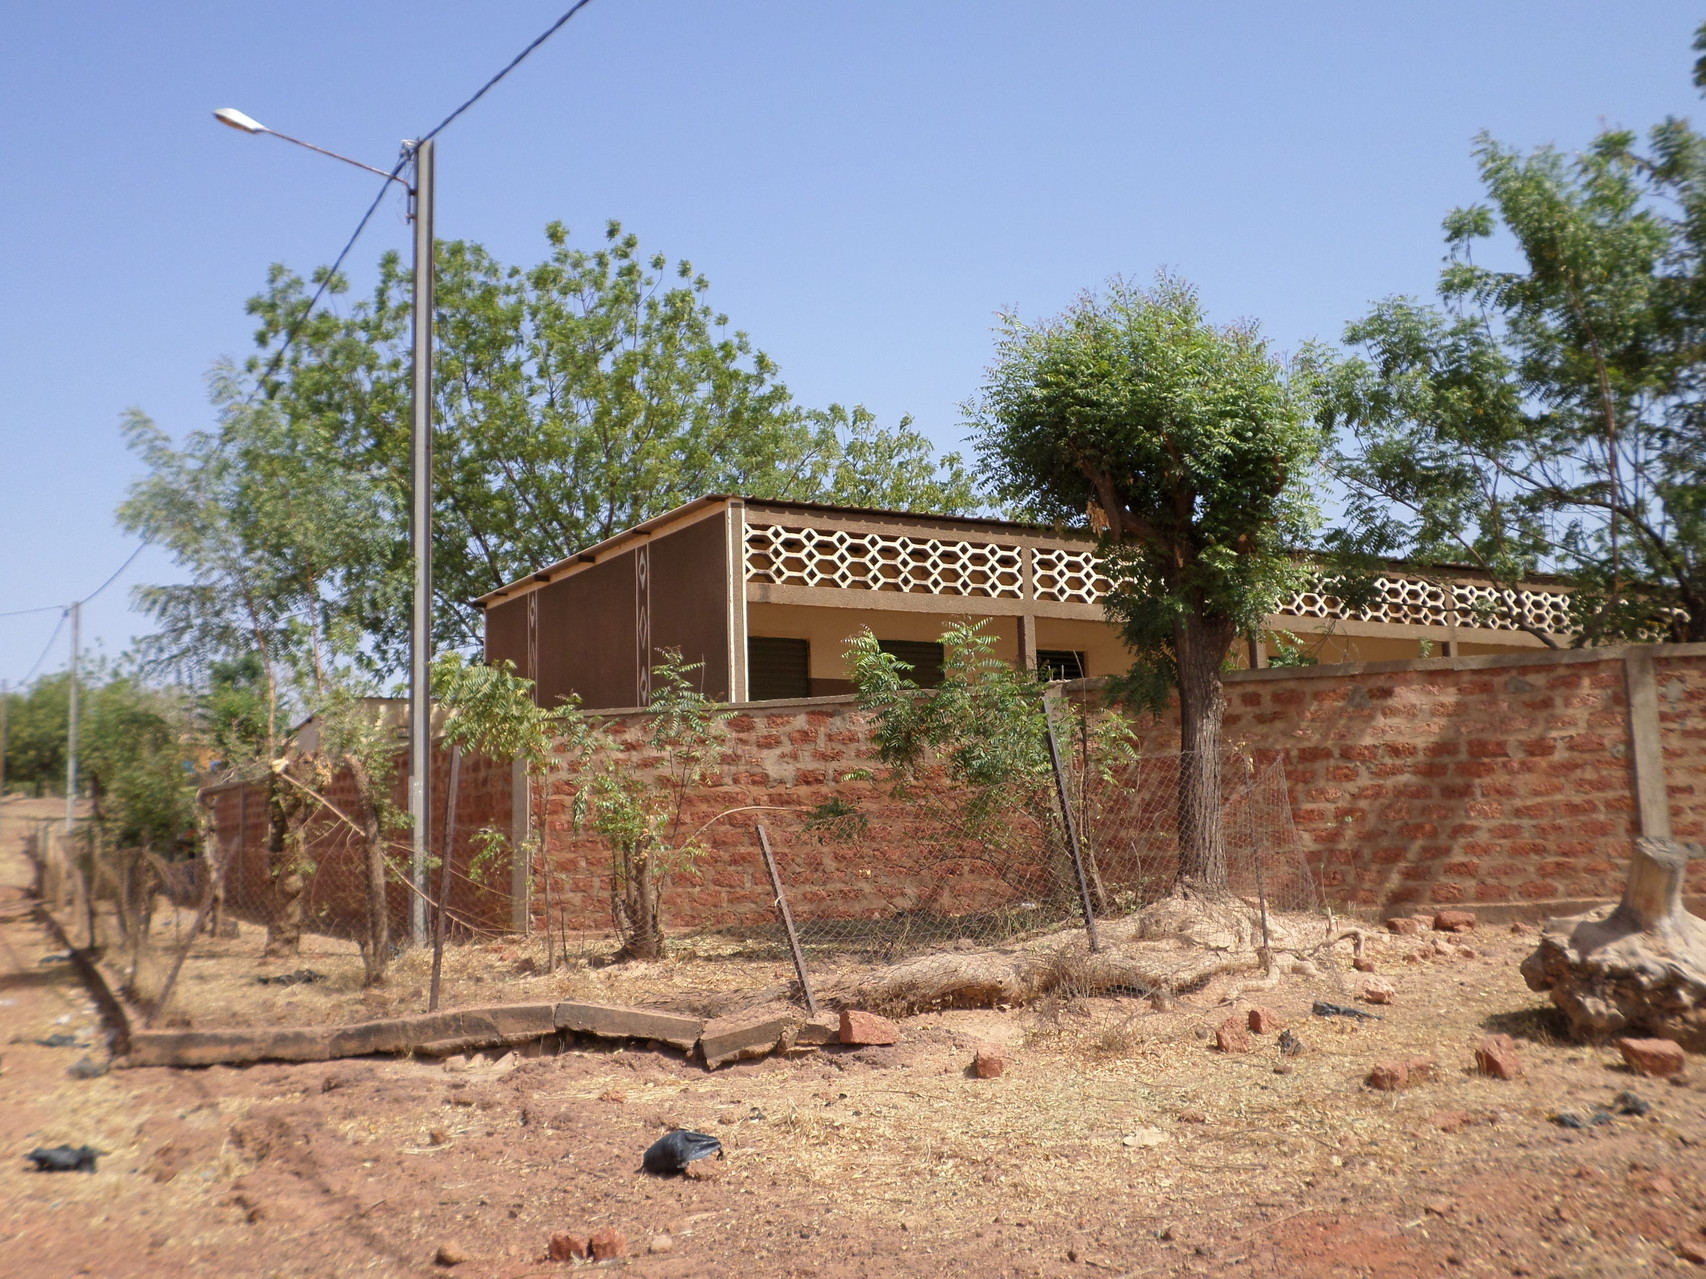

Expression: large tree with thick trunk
xmin=970 ymin=275 xmax=1321 ymax=890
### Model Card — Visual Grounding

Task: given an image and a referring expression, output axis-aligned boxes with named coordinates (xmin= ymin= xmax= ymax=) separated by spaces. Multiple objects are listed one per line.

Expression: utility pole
xmin=407 ymin=137 xmax=435 ymax=948
xmin=65 ymin=602 xmax=80 ymax=841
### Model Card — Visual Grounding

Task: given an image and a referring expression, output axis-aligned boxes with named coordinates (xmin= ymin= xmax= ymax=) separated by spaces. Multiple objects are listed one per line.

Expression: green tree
xmin=574 ymin=650 xmax=731 ymax=961
xmin=2 ymin=673 xmax=70 ymax=796
xmin=233 ymin=220 xmax=977 ymax=667
xmin=968 ymin=275 xmax=1321 ymax=889
xmin=1322 ymin=36 xmax=1706 ymax=644
xmin=847 ymin=621 xmax=1132 ymax=911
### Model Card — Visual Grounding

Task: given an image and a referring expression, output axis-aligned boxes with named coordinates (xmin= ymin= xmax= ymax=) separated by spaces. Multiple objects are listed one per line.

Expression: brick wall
xmin=201 ymin=644 xmax=1706 ymax=939
xmin=202 ymin=746 xmax=516 ymax=941
xmin=534 ymin=643 xmax=1706 ymax=932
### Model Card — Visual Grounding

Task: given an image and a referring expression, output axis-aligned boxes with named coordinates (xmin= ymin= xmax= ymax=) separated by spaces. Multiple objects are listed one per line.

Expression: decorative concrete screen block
xmin=1031 ymin=546 xmax=1108 ymax=605
xmin=743 ymin=522 xmax=1023 ymax=598
xmin=1279 ymin=575 xmax=1572 ymax=634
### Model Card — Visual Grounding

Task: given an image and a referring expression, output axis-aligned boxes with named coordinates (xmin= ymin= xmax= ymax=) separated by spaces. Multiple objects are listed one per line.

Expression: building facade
xmin=476 ymin=495 xmax=1575 ymax=710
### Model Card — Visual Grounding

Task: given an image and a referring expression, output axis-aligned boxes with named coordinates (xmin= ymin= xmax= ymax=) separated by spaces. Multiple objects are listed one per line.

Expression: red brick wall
xmin=535 ymin=644 xmax=1706 ymax=931
xmin=202 ymin=747 xmax=515 ymax=941
xmin=201 ymin=645 xmax=1706 ymax=938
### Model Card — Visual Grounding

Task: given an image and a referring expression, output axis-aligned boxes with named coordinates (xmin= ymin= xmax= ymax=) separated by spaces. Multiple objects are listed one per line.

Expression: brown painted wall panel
xmin=649 ymin=517 xmax=733 ymax=700
xmin=537 ymin=554 xmax=638 ymax=710
xmin=483 ymin=597 xmax=529 ymax=681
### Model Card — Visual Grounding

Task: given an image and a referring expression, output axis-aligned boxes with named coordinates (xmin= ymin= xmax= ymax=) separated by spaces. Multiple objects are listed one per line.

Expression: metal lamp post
xmin=215 ymin=108 xmax=435 ymax=945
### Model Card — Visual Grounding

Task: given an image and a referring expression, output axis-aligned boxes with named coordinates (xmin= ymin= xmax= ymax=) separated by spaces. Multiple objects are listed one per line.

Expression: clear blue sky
xmin=2 ymin=1 xmax=1701 ymax=688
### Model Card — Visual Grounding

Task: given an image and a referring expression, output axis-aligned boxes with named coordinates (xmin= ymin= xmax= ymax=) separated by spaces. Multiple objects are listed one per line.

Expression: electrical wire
xmin=80 ymin=543 xmax=146 ymax=605
xmin=242 ymin=2 xmax=597 ymax=397
xmin=246 ymin=160 xmax=408 ymax=402
xmin=18 ymin=610 xmax=68 ymax=686
xmin=0 ymin=603 xmax=64 ymax=620
xmin=418 ymin=0 xmax=599 ymax=143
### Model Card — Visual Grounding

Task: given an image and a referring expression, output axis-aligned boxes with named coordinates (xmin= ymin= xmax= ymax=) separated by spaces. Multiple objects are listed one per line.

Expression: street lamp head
xmin=213 ymin=108 xmax=267 ymax=134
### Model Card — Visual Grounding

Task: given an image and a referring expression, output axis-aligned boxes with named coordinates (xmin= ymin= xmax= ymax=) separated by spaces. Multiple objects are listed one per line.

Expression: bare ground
xmin=4 ymin=795 xmax=1706 ymax=1279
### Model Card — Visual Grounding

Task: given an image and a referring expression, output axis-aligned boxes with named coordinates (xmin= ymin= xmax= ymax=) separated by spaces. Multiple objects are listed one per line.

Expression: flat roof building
xmin=476 ymin=495 xmax=1573 ymax=710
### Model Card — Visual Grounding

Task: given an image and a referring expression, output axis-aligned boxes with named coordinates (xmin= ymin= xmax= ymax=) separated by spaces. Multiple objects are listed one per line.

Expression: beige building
xmin=476 ymin=495 xmax=1572 ymax=709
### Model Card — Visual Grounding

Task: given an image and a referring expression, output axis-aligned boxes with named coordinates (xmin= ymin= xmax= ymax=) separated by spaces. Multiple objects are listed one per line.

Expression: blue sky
xmin=2 ymin=1 xmax=1701 ymax=687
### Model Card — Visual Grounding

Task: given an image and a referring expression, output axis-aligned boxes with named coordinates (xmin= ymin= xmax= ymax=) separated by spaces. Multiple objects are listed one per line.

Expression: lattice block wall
xmin=745 ymin=523 xmax=1023 ymax=598
xmin=1280 ymin=576 xmax=1573 ymax=634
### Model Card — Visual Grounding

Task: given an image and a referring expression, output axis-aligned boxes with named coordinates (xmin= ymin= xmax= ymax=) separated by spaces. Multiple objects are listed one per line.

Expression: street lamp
xmin=215 ymin=108 xmax=437 ymax=947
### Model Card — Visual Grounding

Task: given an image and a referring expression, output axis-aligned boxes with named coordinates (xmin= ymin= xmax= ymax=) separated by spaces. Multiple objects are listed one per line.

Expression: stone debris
xmin=793 ymin=1015 xmax=839 ymax=1046
xmin=1433 ymin=910 xmax=1477 ymax=933
xmin=1247 ymin=1006 xmax=1282 ymax=1034
xmin=648 ymin=1233 xmax=675 ymax=1254
xmin=972 ymin=1044 xmax=1005 ymax=1078
xmin=1361 ymin=977 xmax=1397 ymax=1005
xmin=548 ymin=1233 xmax=589 ymax=1262
xmin=1367 ymin=1060 xmax=1411 ymax=1091
xmin=1387 ymin=916 xmax=1430 ymax=936
xmin=1215 ymin=1017 xmax=1252 ymax=1054
xmin=1618 ymin=1037 xmax=1687 ymax=1079
xmin=1475 ymin=1033 xmax=1525 ymax=1081
xmin=433 ymin=1242 xmax=470 ymax=1267
xmin=589 ymin=1228 xmax=627 ymax=1261
xmin=1612 ymin=1090 xmax=1651 ymax=1116
xmin=838 ymin=1009 xmax=900 ymax=1046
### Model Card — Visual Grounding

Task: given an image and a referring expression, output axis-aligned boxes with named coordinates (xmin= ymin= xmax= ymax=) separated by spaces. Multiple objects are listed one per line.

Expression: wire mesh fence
xmin=674 ymin=739 xmax=1342 ymax=1014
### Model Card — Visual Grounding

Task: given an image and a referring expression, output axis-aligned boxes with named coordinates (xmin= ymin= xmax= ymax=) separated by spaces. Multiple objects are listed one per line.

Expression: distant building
xmin=475 ymin=495 xmax=1572 ymax=710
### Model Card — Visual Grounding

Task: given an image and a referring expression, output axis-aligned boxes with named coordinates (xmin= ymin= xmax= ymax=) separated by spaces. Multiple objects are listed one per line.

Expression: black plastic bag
xmin=28 ymin=1145 xmax=100 ymax=1173
xmin=642 ymin=1129 xmax=722 ymax=1175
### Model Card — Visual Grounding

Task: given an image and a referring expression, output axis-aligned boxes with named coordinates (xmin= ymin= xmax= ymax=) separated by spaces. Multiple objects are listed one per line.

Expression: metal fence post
xmin=1042 ymin=686 xmax=1101 ymax=953
xmin=756 ymin=823 xmax=819 ymax=1015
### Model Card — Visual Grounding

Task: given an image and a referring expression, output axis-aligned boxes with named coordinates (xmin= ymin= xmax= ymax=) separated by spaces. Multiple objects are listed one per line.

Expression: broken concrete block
xmin=554 ymin=1002 xmax=704 ymax=1052
xmin=838 ymin=1009 xmax=900 ymax=1046
xmin=699 ymin=1008 xmax=796 ymax=1068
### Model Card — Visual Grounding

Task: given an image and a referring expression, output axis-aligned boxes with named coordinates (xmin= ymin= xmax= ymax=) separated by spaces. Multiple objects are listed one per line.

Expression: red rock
xmin=1677 ymin=1238 xmax=1706 ymax=1266
xmin=839 ymin=1009 xmax=900 ymax=1046
xmin=1475 ymin=1033 xmax=1524 ymax=1080
xmin=1433 ymin=910 xmax=1476 ymax=933
xmin=1429 ymin=1109 xmax=1473 ymax=1133
xmin=1215 ymin=1020 xmax=1252 ymax=1054
xmin=1247 ymin=1007 xmax=1282 ymax=1034
xmin=973 ymin=1044 xmax=1005 ymax=1079
xmin=1386 ymin=916 xmax=1428 ymax=935
xmin=1404 ymin=1055 xmax=1439 ymax=1084
xmin=1367 ymin=1060 xmax=1409 ymax=1091
xmin=1618 ymin=1037 xmax=1687 ymax=1079
xmin=1361 ymin=977 xmax=1396 ymax=1005
xmin=434 ymin=1242 xmax=471 ymax=1267
xmin=1353 ymin=956 xmax=1377 ymax=973
xmin=548 ymin=1233 xmax=589 ymax=1261
xmin=589 ymin=1228 xmax=627 ymax=1261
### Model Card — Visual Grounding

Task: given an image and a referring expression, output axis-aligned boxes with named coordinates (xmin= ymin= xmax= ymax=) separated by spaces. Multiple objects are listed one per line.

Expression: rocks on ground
xmin=1619 ymin=1037 xmax=1688 ymax=1079
xmin=839 ymin=1009 xmax=900 ymax=1046
xmin=1475 ymin=1033 xmax=1525 ymax=1081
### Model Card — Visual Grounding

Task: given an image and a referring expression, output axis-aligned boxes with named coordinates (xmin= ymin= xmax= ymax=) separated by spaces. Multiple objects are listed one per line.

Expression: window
xmin=747 ymin=636 xmax=811 ymax=701
xmin=1037 ymin=649 xmax=1086 ymax=681
xmin=877 ymin=639 xmax=945 ymax=688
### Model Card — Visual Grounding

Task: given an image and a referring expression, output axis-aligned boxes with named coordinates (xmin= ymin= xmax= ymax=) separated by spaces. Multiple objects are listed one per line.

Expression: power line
xmin=242 ymin=2 xmax=597 ymax=399
xmin=247 ymin=160 xmax=408 ymax=402
xmin=18 ymin=610 xmax=68 ymax=686
xmin=419 ymin=0 xmax=599 ymax=143
xmin=81 ymin=542 xmax=146 ymax=605
xmin=0 ymin=603 xmax=64 ymax=620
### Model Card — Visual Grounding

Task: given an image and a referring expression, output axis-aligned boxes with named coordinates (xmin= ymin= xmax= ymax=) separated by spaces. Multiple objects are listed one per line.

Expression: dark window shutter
xmin=876 ymin=639 xmax=946 ymax=689
xmin=1037 ymin=649 xmax=1086 ymax=681
xmin=747 ymin=637 xmax=811 ymax=701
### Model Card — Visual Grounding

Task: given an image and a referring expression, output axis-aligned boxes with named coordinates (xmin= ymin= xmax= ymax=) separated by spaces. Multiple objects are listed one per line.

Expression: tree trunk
xmin=264 ymin=774 xmax=309 ymax=957
xmin=346 ymin=756 xmax=390 ymax=988
xmin=1174 ymin=611 xmax=1238 ymax=892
